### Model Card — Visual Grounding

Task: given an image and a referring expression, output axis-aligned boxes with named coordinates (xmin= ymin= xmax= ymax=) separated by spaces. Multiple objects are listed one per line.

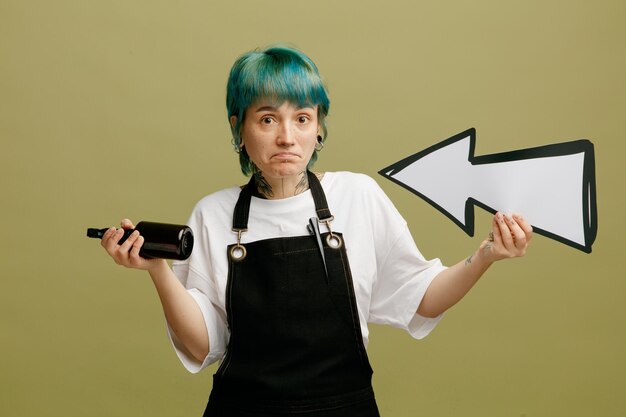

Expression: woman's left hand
xmin=417 ymin=212 xmax=533 ymax=318
xmin=480 ymin=212 xmax=533 ymax=263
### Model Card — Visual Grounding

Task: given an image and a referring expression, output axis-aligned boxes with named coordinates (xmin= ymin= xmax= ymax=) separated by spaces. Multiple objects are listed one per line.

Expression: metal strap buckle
xmin=319 ymin=216 xmax=342 ymax=249
xmin=230 ymin=228 xmax=247 ymax=261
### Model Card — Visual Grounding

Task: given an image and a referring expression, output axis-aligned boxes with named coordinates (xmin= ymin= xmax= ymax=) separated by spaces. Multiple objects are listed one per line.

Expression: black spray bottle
xmin=87 ymin=221 xmax=194 ymax=260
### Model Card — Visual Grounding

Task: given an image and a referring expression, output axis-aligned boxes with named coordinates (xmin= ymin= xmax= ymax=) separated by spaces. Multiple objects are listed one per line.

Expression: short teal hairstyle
xmin=226 ymin=45 xmax=330 ymax=176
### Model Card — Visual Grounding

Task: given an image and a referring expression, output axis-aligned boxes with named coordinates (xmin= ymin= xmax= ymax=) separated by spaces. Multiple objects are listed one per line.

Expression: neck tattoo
xmin=294 ymin=172 xmax=309 ymax=195
xmin=254 ymin=173 xmax=274 ymax=199
xmin=253 ymin=171 xmax=310 ymax=199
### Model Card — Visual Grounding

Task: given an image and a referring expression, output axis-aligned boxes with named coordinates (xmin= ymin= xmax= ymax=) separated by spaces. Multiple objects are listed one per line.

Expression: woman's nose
xmin=276 ymin=122 xmax=296 ymax=146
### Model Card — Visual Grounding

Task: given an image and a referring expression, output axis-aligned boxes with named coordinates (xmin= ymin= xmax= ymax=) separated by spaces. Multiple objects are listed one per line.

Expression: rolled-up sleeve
xmin=168 ymin=262 xmax=229 ymax=373
xmin=369 ymin=226 xmax=447 ymax=339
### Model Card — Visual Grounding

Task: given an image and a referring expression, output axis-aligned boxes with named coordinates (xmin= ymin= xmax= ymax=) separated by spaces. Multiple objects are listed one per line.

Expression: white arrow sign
xmin=379 ymin=128 xmax=597 ymax=253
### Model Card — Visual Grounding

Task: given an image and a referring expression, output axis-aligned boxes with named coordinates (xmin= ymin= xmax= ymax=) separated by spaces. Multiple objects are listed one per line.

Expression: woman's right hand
xmin=101 ymin=218 xmax=165 ymax=271
xmin=101 ymin=218 xmax=209 ymax=361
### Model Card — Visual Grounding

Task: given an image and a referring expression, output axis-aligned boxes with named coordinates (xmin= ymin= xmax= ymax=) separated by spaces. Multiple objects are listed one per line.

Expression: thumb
xmin=120 ymin=218 xmax=135 ymax=229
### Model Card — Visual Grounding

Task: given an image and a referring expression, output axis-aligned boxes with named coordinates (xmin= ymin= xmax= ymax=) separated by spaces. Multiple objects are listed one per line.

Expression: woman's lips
xmin=272 ymin=152 xmax=299 ymax=159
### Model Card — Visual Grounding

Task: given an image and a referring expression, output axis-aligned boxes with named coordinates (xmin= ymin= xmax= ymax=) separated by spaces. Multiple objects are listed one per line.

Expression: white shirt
xmin=169 ymin=172 xmax=446 ymax=373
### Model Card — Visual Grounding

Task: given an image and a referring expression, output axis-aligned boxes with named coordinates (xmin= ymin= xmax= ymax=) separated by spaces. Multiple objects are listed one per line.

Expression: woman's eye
xmin=261 ymin=117 xmax=273 ymax=124
xmin=298 ymin=116 xmax=309 ymax=123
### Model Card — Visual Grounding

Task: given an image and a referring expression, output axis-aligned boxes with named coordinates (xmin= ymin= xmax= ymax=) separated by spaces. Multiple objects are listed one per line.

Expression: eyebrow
xmin=254 ymin=106 xmax=278 ymax=113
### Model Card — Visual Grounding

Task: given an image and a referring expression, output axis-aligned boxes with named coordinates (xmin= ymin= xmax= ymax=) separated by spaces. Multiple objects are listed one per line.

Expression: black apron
xmin=204 ymin=171 xmax=380 ymax=416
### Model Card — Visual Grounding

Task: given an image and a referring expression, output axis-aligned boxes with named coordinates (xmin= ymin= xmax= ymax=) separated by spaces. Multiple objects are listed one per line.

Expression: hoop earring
xmin=234 ymin=140 xmax=244 ymax=154
xmin=315 ymin=135 xmax=324 ymax=151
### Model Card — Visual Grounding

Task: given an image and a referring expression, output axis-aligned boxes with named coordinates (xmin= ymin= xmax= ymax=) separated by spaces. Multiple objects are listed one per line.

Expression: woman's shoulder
xmin=324 ymin=171 xmax=400 ymax=214
xmin=191 ymin=185 xmax=241 ymax=215
xmin=322 ymin=171 xmax=383 ymax=193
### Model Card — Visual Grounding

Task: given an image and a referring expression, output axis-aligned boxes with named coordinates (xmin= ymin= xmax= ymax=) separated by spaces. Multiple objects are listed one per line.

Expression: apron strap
xmin=232 ymin=171 xmax=333 ymax=231
xmin=307 ymin=171 xmax=333 ymax=222
xmin=232 ymin=176 xmax=255 ymax=231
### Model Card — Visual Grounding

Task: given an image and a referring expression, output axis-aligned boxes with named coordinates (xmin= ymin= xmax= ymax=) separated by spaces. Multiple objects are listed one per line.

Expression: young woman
xmin=100 ymin=45 xmax=532 ymax=416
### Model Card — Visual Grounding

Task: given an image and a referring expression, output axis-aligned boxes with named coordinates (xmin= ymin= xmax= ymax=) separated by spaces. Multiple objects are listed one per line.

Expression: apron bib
xmin=204 ymin=172 xmax=380 ymax=416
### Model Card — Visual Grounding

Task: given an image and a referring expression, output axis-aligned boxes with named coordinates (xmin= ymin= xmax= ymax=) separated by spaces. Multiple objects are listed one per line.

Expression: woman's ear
xmin=230 ymin=116 xmax=243 ymax=147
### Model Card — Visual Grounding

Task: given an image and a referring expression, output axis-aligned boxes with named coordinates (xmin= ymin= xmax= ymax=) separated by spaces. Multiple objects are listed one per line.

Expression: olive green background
xmin=1 ymin=1 xmax=624 ymax=416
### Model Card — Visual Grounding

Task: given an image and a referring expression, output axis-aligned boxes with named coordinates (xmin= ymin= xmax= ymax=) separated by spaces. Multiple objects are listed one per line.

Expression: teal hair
xmin=226 ymin=45 xmax=330 ymax=176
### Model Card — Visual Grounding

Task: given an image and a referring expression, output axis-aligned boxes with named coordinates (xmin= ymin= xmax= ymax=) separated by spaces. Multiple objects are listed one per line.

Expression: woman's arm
xmin=101 ymin=219 xmax=209 ymax=362
xmin=417 ymin=213 xmax=532 ymax=318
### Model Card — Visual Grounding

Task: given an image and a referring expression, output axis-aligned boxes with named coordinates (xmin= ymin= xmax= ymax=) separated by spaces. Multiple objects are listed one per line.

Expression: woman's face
xmin=236 ymin=100 xmax=319 ymax=180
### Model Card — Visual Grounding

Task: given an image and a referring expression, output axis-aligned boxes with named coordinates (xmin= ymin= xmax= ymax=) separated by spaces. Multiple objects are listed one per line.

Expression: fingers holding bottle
xmin=126 ymin=233 xmax=156 ymax=269
xmin=100 ymin=219 xmax=160 ymax=270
